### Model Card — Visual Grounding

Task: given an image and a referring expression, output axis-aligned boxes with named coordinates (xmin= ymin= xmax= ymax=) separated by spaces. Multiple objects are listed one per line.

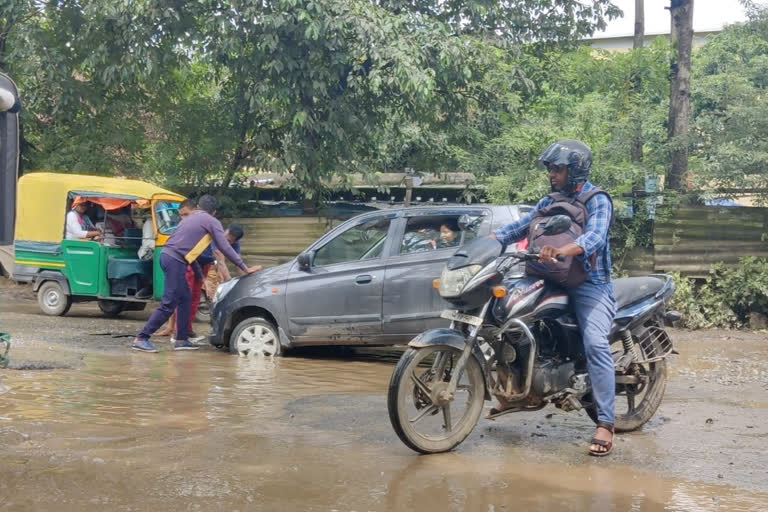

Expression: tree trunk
xmin=222 ymin=127 xmax=247 ymax=189
xmin=631 ymin=0 xmax=645 ymax=164
xmin=633 ymin=0 xmax=645 ymax=49
xmin=221 ymin=85 xmax=250 ymax=189
xmin=0 ymin=23 xmax=9 ymax=71
xmin=666 ymin=0 xmax=694 ymax=191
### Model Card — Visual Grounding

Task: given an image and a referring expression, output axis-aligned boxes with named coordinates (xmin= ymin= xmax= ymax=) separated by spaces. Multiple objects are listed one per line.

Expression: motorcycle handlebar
xmin=509 ymin=251 xmax=566 ymax=263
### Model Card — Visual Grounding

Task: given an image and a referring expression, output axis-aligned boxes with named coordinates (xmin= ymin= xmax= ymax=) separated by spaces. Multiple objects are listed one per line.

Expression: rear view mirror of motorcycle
xmin=458 ymin=213 xmax=483 ymax=232
xmin=542 ymin=215 xmax=572 ymax=235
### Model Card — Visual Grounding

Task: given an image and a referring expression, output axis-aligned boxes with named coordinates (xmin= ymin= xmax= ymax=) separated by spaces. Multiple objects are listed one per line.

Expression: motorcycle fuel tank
xmin=492 ymin=276 xmax=546 ymax=321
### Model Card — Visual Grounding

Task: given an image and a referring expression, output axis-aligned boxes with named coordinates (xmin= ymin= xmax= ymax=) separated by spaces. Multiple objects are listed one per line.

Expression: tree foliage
xmin=2 ymin=0 xmax=621 ymax=191
xmin=3 ymin=0 xmax=768 ymax=214
xmin=690 ymin=8 xmax=768 ymax=202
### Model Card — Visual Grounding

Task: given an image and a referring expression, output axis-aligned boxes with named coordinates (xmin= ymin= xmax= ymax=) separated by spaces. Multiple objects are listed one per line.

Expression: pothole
xmin=7 ymin=360 xmax=74 ymax=371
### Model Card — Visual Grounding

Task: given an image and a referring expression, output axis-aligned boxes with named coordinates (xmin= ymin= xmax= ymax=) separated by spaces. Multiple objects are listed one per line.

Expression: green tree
xmin=690 ymin=7 xmax=768 ymax=203
xmin=3 ymin=0 xmax=622 ymax=192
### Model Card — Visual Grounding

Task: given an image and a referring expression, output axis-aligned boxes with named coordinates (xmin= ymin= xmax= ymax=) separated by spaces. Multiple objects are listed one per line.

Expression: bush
xmin=669 ymin=257 xmax=768 ymax=329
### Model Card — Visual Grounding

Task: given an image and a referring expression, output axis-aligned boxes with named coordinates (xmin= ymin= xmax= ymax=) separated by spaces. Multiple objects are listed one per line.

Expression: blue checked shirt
xmin=493 ymin=181 xmax=613 ymax=284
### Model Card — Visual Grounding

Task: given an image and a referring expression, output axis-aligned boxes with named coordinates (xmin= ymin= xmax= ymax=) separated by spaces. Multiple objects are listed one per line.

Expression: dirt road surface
xmin=1 ymin=280 xmax=767 ymax=511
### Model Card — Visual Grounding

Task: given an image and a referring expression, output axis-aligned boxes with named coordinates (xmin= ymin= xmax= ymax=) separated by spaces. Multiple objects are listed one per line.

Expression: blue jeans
xmin=138 ymin=252 xmax=191 ymax=341
xmin=569 ymin=281 xmax=617 ymax=425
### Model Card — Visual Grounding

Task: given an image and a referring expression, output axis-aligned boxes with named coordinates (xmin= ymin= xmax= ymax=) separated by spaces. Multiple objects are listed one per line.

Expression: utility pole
xmin=0 ymin=73 xmax=21 ymax=276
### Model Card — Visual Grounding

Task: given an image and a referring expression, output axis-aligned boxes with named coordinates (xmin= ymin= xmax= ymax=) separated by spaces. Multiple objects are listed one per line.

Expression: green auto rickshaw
xmin=13 ymin=172 xmax=186 ymax=316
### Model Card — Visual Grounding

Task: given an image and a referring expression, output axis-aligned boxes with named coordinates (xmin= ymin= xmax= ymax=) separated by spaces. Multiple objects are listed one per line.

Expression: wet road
xmin=1 ymin=282 xmax=768 ymax=511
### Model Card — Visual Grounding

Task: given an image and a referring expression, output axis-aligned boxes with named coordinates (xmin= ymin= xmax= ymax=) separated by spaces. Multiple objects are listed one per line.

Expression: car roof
xmin=347 ymin=203 xmax=526 ymax=221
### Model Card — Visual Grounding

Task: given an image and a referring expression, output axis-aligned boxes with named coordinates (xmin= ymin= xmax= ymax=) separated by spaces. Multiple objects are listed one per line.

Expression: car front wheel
xmin=229 ymin=317 xmax=282 ymax=357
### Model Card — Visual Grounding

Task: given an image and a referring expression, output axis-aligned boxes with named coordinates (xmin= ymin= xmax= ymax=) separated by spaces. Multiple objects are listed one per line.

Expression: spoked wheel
xmin=387 ymin=345 xmax=486 ymax=454
xmin=585 ymin=332 xmax=668 ymax=432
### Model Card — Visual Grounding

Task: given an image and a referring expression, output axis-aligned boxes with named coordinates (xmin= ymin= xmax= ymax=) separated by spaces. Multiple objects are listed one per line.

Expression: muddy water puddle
xmin=0 ymin=352 xmax=767 ymax=511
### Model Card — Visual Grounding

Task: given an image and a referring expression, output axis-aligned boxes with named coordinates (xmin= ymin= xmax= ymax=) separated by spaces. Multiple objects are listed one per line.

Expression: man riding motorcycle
xmin=490 ymin=139 xmax=617 ymax=456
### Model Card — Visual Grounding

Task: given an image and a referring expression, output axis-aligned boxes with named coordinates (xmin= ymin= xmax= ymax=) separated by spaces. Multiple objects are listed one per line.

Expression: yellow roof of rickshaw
xmin=16 ymin=172 xmax=185 ymax=243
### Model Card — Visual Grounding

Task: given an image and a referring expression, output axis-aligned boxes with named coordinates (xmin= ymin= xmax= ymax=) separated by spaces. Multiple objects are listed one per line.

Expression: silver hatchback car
xmin=209 ymin=204 xmax=530 ymax=356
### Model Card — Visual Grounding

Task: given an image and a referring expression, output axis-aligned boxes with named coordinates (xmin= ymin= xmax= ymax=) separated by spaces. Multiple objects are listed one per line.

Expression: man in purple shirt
xmin=132 ymin=195 xmax=260 ymax=353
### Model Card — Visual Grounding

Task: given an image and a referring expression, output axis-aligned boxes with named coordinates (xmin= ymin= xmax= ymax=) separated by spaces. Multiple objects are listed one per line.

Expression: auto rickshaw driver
xmin=65 ymin=196 xmax=102 ymax=241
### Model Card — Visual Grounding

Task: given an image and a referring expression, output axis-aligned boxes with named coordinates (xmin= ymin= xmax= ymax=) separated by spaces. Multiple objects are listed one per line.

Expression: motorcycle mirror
xmin=297 ymin=250 xmax=315 ymax=272
xmin=542 ymin=215 xmax=572 ymax=235
xmin=458 ymin=214 xmax=483 ymax=232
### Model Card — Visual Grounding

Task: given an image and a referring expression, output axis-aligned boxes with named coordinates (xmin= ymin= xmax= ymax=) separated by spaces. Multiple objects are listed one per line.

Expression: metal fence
xmin=226 ymin=205 xmax=768 ymax=278
xmin=650 ymin=205 xmax=768 ymax=277
xmin=226 ymin=216 xmax=341 ymax=267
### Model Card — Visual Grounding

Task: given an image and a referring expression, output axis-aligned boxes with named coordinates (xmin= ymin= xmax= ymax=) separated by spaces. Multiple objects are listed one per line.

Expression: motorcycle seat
xmin=613 ymin=276 xmax=665 ymax=310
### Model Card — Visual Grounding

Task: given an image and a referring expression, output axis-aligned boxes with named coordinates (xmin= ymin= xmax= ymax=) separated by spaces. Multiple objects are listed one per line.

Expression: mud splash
xmin=1 ymin=352 xmax=766 ymax=511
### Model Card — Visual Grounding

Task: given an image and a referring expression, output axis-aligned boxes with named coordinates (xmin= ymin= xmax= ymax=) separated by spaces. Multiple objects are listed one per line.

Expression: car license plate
xmin=440 ymin=310 xmax=483 ymax=327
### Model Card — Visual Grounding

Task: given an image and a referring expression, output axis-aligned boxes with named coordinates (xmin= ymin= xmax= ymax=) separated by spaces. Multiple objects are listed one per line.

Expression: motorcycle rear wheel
xmin=585 ymin=332 xmax=668 ymax=433
xmin=388 ymin=345 xmax=485 ymax=454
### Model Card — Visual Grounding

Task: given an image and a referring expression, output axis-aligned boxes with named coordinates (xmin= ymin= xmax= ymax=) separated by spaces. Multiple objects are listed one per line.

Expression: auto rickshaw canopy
xmin=16 ymin=172 xmax=185 ymax=243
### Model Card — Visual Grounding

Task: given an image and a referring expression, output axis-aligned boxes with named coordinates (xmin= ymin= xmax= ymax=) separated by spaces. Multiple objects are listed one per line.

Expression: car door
xmin=62 ymin=239 xmax=102 ymax=295
xmin=382 ymin=209 xmax=491 ymax=339
xmin=285 ymin=213 xmax=397 ymax=344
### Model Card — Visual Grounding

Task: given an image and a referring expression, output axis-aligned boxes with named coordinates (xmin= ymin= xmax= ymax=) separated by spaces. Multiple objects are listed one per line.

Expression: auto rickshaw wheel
xmin=37 ymin=281 xmax=72 ymax=316
xmin=98 ymin=300 xmax=126 ymax=318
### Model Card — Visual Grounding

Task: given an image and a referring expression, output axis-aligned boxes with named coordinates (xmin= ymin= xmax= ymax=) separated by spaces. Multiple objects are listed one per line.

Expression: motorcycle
xmin=387 ymin=214 xmax=680 ymax=454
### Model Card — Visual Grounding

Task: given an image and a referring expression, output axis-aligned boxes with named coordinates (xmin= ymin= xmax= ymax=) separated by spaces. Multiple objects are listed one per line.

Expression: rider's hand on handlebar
xmin=538 ymin=245 xmax=562 ymax=264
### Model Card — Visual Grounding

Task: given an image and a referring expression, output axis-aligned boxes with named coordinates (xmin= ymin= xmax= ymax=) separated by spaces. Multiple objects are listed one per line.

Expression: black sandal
xmin=588 ymin=421 xmax=614 ymax=457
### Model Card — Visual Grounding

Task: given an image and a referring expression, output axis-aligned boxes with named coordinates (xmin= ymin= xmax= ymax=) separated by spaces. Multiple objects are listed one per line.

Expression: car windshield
xmin=314 ymin=218 xmax=391 ymax=266
xmin=154 ymin=201 xmax=182 ymax=235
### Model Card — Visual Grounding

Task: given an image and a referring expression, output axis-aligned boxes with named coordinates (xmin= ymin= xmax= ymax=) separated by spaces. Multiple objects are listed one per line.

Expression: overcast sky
xmin=594 ymin=0 xmax=751 ymax=37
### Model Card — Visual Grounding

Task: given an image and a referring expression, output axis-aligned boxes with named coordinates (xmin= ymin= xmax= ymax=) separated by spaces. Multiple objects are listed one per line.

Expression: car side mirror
xmin=542 ymin=215 xmax=572 ymax=235
xmin=458 ymin=214 xmax=483 ymax=232
xmin=297 ymin=250 xmax=314 ymax=272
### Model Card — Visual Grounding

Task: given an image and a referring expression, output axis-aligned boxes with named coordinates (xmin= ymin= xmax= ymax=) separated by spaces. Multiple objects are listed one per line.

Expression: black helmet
xmin=537 ymin=139 xmax=592 ymax=191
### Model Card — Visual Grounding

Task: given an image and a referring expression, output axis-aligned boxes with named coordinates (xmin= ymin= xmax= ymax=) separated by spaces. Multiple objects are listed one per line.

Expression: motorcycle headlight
xmin=438 ymin=265 xmax=482 ymax=298
xmin=214 ymin=278 xmax=239 ymax=303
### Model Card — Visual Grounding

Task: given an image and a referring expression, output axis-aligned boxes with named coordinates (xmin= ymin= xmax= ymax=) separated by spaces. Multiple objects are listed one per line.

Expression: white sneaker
xmin=171 ymin=334 xmax=205 ymax=343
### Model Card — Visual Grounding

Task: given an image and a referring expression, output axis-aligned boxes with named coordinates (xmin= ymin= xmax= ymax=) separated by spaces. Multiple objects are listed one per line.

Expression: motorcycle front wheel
xmin=387 ymin=345 xmax=485 ymax=454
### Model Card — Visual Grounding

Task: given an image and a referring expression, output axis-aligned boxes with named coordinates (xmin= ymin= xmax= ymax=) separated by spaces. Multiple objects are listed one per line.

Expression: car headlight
xmin=438 ymin=265 xmax=482 ymax=298
xmin=214 ymin=278 xmax=239 ymax=303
